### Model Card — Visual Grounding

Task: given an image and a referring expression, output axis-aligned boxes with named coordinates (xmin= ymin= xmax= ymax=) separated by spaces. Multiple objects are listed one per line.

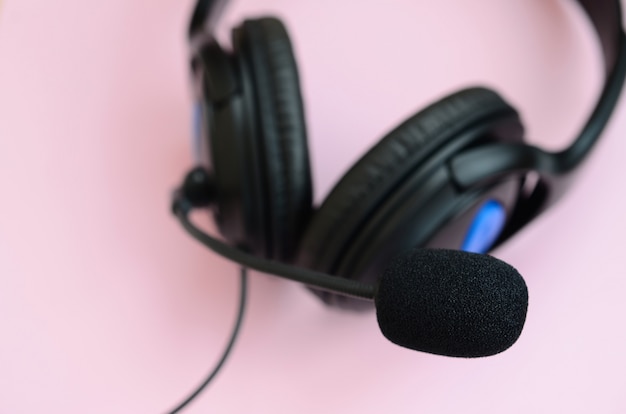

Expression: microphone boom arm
xmin=173 ymin=194 xmax=377 ymax=300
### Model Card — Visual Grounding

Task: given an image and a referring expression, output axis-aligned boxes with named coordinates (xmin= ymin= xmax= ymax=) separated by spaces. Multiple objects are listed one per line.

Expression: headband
xmin=188 ymin=0 xmax=626 ymax=173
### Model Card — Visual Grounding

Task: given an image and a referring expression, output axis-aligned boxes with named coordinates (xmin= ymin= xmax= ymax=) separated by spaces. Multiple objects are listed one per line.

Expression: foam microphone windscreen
xmin=375 ymin=249 xmax=528 ymax=358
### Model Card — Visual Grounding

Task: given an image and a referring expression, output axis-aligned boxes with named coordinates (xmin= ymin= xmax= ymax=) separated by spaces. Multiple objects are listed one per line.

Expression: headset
xmin=167 ymin=1 xmax=626 ymax=411
xmin=173 ymin=0 xmax=626 ymax=353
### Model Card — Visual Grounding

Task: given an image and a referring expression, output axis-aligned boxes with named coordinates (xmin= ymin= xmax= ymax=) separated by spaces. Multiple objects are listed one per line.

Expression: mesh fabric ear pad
xmin=234 ymin=17 xmax=312 ymax=261
xmin=296 ymin=87 xmax=521 ymax=276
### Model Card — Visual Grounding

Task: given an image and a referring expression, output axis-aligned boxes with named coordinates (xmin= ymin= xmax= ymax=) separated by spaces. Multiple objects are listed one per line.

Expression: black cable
xmin=166 ymin=267 xmax=248 ymax=414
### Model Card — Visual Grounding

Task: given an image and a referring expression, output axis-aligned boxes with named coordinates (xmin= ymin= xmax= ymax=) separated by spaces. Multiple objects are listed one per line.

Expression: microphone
xmin=172 ymin=168 xmax=529 ymax=358
xmin=375 ymin=249 xmax=528 ymax=358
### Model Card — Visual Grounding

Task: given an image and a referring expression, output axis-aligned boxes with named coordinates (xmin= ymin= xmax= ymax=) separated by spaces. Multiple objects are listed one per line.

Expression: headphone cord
xmin=166 ymin=266 xmax=248 ymax=414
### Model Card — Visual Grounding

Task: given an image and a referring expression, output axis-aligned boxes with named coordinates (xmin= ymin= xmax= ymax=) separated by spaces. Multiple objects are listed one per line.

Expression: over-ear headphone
xmin=173 ymin=0 xmax=626 ymax=353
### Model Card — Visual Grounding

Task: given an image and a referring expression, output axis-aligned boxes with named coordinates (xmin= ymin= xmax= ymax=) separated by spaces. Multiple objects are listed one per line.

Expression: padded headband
xmin=190 ymin=1 xmax=622 ymax=69
xmin=189 ymin=0 xmax=626 ymax=173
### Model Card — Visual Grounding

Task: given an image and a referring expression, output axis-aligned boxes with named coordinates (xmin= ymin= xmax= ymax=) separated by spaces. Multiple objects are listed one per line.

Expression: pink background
xmin=2 ymin=1 xmax=626 ymax=413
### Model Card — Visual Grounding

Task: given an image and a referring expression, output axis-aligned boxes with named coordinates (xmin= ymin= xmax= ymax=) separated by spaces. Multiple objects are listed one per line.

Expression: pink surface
xmin=2 ymin=1 xmax=626 ymax=413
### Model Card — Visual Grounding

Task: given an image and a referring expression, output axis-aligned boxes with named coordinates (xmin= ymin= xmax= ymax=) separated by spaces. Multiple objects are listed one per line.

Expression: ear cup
xmin=296 ymin=88 xmax=524 ymax=307
xmin=233 ymin=17 xmax=312 ymax=260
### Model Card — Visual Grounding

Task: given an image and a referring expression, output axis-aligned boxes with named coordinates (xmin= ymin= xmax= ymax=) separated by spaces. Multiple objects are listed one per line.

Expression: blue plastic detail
xmin=192 ymin=102 xmax=203 ymax=161
xmin=461 ymin=200 xmax=507 ymax=254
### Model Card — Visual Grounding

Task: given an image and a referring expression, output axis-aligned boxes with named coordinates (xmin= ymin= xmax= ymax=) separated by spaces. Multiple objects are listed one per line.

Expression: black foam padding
xmin=239 ymin=17 xmax=312 ymax=260
xmin=297 ymin=88 xmax=519 ymax=273
xmin=375 ymin=249 xmax=528 ymax=358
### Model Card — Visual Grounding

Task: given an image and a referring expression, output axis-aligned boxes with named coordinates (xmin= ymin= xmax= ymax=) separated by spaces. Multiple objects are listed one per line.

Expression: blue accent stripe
xmin=192 ymin=102 xmax=203 ymax=162
xmin=461 ymin=200 xmax=506 ymax=254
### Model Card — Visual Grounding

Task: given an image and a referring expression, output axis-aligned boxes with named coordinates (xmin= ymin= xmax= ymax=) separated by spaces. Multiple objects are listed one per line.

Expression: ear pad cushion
xmin=234 ymin=17 xmax=312 ymax=261
xmin=296 ymin=88 xmax=521 ymax=275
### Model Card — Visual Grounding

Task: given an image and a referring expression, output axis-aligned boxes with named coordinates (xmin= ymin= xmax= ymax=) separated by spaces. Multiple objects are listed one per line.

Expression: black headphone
xmin=173 ymin=0 xmax=626 ymax=350
xmin=166 ymin=3 xmax=626 ymax=410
